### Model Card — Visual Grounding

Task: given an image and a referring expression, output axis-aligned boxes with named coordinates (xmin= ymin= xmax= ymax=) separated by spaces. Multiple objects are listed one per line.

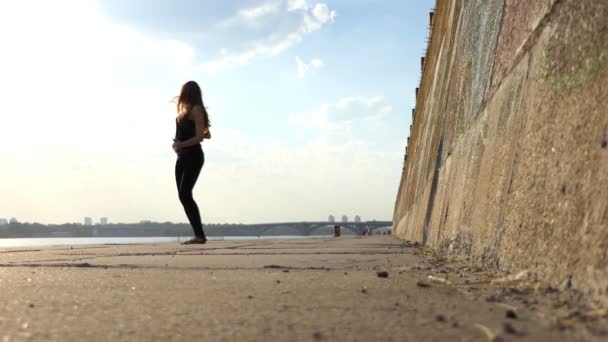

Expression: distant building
xmin=84 ymin=217 xmax=93 ymax=226
xmin=354 ymin=215 xmax=362 ymax=223
xmin=341 ymin=215 xmax=348 ymax=223
xmin=100 ymin=217 xmax=108 ymax=225
xmin=328 ymin=215 xmax=335 ymax=223
xmin=0 ymin=218 xmax=7 ymax=225
xmin=9 ymin=217 xmax=18 ymax=224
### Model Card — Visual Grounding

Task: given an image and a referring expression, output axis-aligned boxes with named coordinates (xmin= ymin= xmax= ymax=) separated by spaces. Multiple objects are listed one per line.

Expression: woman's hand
xmin=172 ymin=140 xmax=183 ymax=152
xmin=203 ymin=128 xmax=211 ymax=140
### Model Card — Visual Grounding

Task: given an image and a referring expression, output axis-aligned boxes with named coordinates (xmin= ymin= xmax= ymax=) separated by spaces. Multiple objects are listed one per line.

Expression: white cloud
xmin=288 ymin=0 xmax=309 ymax=12
xmin=240 ymin=2 xmax=281 ymax=20
xmin=296 ymin=56 xmax=324 ymax=78
xmin=310 ymin=58 xmax=324 ymax=68
xmin=367 ymin=96 xmax=385 ymax=107
xmin=292 ymin=96 xmax=393 ymax=134
xmin=311 ymin=3 xmax=337 ymax=23
xmin=218 ymin=1 xmax=281 ymax=29
xmin=202 ymin=2 xmax=336 ymax=73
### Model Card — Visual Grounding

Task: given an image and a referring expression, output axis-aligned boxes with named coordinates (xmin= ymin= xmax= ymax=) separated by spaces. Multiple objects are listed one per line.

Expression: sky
xmin=0 ymin=0 xmax=434 ymax=224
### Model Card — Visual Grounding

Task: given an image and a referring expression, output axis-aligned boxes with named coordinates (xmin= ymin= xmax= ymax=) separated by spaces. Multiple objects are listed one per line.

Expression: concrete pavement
xmin=0 ymin=237 xmax=603 ymax=341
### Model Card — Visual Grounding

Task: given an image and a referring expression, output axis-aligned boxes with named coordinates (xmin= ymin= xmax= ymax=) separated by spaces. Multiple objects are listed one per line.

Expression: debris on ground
xmin=416 ymin=281 xmax=430 ymax=288
xmin=428 ymin=275 xmax=452 ymax=286
xmin=474 ymin=323 xmax=501 ymax=342
xmin=506 ymin=309 xmax=518 ymax=319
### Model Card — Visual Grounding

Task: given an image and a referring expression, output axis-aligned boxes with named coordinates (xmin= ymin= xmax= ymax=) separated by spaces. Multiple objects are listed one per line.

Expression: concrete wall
xmin=394 ymin=0 xmax=608 ymax=303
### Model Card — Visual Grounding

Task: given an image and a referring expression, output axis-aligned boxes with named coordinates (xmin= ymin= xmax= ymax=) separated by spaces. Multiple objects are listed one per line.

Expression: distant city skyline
xmin=1 ymin=214 xmax=379 ymax=225
xmin=0 ymin=0 xmax=434 ymax=224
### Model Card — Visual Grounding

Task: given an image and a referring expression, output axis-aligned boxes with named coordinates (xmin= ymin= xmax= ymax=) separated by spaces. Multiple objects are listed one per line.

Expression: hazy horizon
xmin=0 ymin=0 xmax=433 ymax=224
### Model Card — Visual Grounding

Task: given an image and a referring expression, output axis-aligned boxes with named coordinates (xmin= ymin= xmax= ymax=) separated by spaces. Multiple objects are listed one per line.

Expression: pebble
xmin=417 ymin=281 xmax=430 ymax=288
xmin=506 ymin=309 xmax=518 ymax=319
xmin=436 ymin=314 xmax=446 ymax=322
xmin=376 ymin=271 xmax=389 ymax=278
xmin=313 ymin=331 xmax=323 ymax=341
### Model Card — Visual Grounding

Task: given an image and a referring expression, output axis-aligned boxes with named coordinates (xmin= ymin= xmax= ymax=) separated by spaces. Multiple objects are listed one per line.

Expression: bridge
xmin=91 ymin=221 xmax=393 ymax=238
xmin=209 ymin=221 xmax=393 ymax=237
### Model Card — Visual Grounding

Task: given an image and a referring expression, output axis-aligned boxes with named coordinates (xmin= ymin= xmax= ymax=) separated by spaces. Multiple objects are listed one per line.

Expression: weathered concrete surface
xmin=394 ymin=0 xmax=608 ymax=305
xmin=0 ymin=237 xmax=599 ymax=341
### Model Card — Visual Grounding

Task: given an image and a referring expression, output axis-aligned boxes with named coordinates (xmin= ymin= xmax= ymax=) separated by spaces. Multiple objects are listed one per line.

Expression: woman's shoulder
xmin=190 ymin=104 xmax=204 ymax=113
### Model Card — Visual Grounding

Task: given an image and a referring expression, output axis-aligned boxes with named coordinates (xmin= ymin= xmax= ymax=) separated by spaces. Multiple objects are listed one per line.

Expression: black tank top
xmin=175 ymin=117 xmax=202 ymax=156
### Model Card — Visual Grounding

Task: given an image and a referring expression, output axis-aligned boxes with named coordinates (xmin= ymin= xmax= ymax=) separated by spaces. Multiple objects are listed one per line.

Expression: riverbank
xmin=0 ymin=236 xmax=334 ymax=248
xmin=0 ymin=237 xmax=604 ymax=341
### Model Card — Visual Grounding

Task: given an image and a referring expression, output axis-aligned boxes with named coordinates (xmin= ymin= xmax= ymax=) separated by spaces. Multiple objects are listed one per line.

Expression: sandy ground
xmin=0 ymin=236 xmax=605 ymax=341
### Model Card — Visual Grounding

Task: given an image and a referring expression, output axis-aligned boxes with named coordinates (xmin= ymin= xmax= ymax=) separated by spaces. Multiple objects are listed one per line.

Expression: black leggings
xmin=175 ymin=149 xmax=205 ymax=238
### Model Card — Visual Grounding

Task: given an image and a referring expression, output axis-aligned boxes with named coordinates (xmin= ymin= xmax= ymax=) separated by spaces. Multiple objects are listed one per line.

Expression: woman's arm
xmin=175 ymin=106 xmax=208 ymax=149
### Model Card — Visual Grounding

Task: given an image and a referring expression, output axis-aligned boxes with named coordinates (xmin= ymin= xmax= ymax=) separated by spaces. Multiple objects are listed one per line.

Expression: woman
xmin=172 ymin=81 xmax=211 ymax=244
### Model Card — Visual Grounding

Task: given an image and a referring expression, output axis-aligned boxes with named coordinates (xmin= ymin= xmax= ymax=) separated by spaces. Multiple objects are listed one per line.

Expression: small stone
xmin=601 ymin=131 xmax=607 ymax=149
xmin=361 ymin=288 xmax=368 ymax=294
xmin=436 ymin=314 xmax=446 ymax=322
xmin=417 ymin=281 xmax=430 ymax=288
xmin=452 ymin=321 xmax=459 ymax=328
xmin=248 ymin=295 xmax=254 ymax=299
xmin=28 ymin=303 xmax=35 ymax=308
xmin=276 ymin=280 xmax=281 ymax=284
xmin=313 ymin=331 xmax=323 ymax=341
xmin=506 ymin=310 xmax=518 ymax=319
xmin=376 ymin=271 xmax=389 ymax=278
xmin=282 ymin=269 xmax=289 ymax=273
